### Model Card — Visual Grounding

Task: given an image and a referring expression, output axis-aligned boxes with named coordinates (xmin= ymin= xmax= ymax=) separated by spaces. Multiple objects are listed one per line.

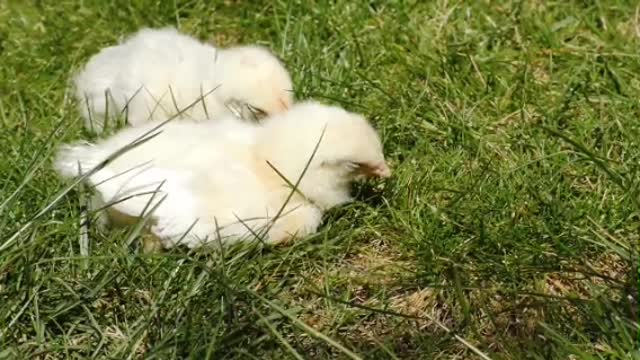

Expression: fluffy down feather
xmin=54 ymin=101 xmax=390 ymax=248
xmin=74 ymin=27 xmax=293 ymax=132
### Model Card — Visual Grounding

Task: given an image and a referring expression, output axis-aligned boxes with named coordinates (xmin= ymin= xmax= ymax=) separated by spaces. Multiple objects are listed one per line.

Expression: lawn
xmin=0 ymin=0 xmax=638 ymax=358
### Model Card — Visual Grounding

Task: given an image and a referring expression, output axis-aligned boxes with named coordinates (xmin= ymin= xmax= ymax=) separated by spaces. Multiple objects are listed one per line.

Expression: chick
xmin=74 ymin=27 xmax=293 ymax=133
xmin=54 ymin=101 xmax=390 ymax=249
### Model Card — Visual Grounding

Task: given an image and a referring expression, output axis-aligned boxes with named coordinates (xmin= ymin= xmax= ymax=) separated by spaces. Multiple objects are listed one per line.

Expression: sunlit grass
xmin=0 ymin=1 xmax=638 ymax=358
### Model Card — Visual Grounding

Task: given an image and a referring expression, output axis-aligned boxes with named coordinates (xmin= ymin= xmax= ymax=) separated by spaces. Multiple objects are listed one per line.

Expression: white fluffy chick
xmin=54 ymin=101 xmax=390 ymax=249
xmin=74 ymin=27 xmax=293 ymax=132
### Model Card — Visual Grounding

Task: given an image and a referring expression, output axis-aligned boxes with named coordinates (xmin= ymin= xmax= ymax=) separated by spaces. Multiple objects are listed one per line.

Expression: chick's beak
xmin=361 ymin=162 xmax=392 ymax=178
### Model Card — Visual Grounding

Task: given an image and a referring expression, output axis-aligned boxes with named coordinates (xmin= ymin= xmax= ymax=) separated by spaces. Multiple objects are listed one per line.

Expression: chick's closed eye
xmin=247 ymin=104 xmax=268 ymax=119
xmin=224 ymin=100 xmax=268 ymax=122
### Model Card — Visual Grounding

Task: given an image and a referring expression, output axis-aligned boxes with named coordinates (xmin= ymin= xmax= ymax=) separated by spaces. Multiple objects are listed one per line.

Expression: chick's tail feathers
xmin=54 ymin=142 xmax=107 ymax=179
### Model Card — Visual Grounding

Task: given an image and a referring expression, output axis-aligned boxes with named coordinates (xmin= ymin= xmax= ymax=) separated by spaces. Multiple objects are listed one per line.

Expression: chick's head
xmin=216 ymin=45 xmax=293 ymax=119
xmin=256 ymin=101 xmax=391 ymax=210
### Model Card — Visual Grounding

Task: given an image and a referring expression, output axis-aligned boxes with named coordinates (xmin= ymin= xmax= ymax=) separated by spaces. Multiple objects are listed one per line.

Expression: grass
xmin=0 ymin=0 xmax=639 ymax=358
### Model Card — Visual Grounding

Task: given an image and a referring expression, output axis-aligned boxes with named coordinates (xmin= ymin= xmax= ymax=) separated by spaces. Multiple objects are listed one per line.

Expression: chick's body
xmin=55 ymin=102 xmax=389 ymax=249
xmin=59 ymin=119 xmax=282 ymax=248
xmin=75 ymin=27 xmax=293 ymax=132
